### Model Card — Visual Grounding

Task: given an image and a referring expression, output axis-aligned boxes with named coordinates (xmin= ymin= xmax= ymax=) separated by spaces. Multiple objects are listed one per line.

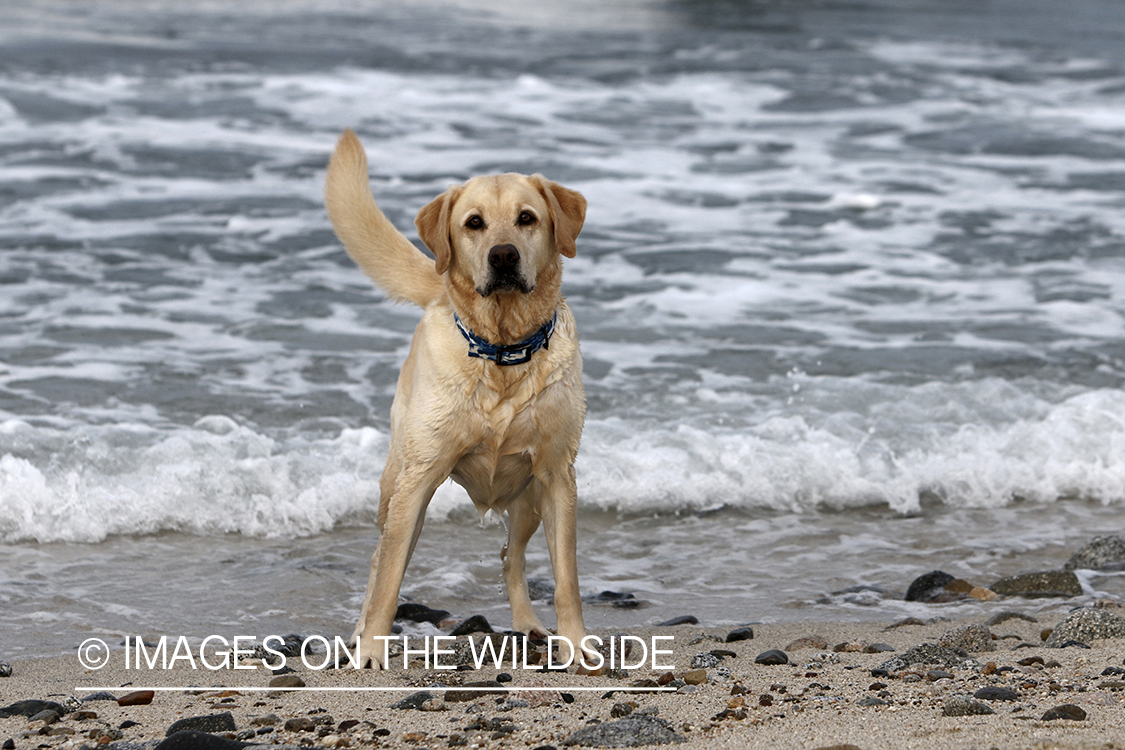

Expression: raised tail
xmin=324 ymin=129 xmax=443 ymax=308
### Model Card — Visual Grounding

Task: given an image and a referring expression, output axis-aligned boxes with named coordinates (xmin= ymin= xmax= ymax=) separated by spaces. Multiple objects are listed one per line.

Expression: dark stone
xmin=117 ymin=690 xmax=155 ymax=706
xmin=725 ymin=627 xmax=754 ymax=643
xmin=561 ymin=693 xmax=575 ymax=704
xmin=990 ymin=571 xmax=1082 ymax=598
xmin=904 ymin=571 xmax=954 ymax=602
xmin=857 ymin=696 xmax=888 ymax=706
xmin=389 ymin=691 xmax=433 ymax=710
xmin=1 ymin=739 xmax=12 ymax=750
xmin=942 ymin=695 xmax=994 ymax=716
xmin=28 ymin=709 xmax=59 ymax=724
xmin=584 ymin=591 xmax=641 ymax=609
xmin=445 ymin=681 xmax=506 ymax=703
xmin=450 ymin=615 xmax=493 ymax=636
xmin=610 ymin=702 xmax=634 ymax=718
xmin=120 ymin=720 xmax=141 ymax=729
xmin=395 ymin=602 xmax=451 ymax=624
xmin=877 ymin=644 xmax=979 ymax=672
xmin=0 ymin=663 xmax=10 ymax=678
xmin=562 ymin=715 xmax=685 ymax=746
xmin=985 ymin=611 xmax=1038 ymax=627
xmin=754 ymin=650 xmax=788 ymax=665
xmin=82 ymin=692 xmax=118 ymax=702
xmin=1041 ymin=704 xmax=1087 ymax=721
xmin=0 ymin=700 xmax=68 ymax=718
xmin=165 ymin=712 xmax=237 ymax=736
xmin=283 ymin=717 xmax=315 ymax=732
xmin=1045 ymin=608 xmax=1125 ymax=647
xmin=655 ymin=616 xmax=698 ymax=627
xmin=973 ymin=686 xmax=1020 ymax=701
xmin=337 ymin=719 xmax=360 ymax=732
xmin=1055 ymin=640 xmax=1091 ymax=649
xmin=155 ymin=730 xmax=247 ymax=750
xmin=496 ymin=672 xmax=513 ymax=683
xmin=1063 ymin=535 xmax=1125 ymax=572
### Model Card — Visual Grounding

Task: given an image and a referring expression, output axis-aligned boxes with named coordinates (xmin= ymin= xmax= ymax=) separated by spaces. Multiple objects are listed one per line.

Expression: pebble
xmin=268 ymin=674 xmax=306 ymax=689
xmin=937 ymin=624 xmax=995 ymax=653
xmin=905 ymin=570 xmax=954 ymax=602
xmin=445 ymin=681 xmax=506 ymax=703
xmin=117 ymin=690 xmax=155 ymax=706
xmin=154 ymin=730 xmax=247 ymax=750
xmin=682 ymin=669 xmax=707 ymax=685
xmin=754 ymin=650 xmax=788 ymax=665
xmin=561 ymin=715 xmax=685 ymax=747
xmin=785 ymin=636 xmax=828 ymax=651
xmin=857 ymin=696 xmax=889 ymax=707
xmin=690 ymin=652 xmax=720 ymax=669
xmin=990 ymin=571 xmax=1082 ymax=598
xmin=878 ymin=644 xmax=977 ymax=672
xmin=585 ymin=591 xmax=641 ymax=609
xmin=1041 ymin=704 xmax=1087 ymax=721
xmin=725 ymin=627 xmax=754 ymax=643
xmin=81 ymin=692 xmax=118 ymax=702
xmin=0 ymin=663 xmax=10 ymax=678
xmin=1063 ymin=535 xmax=1125 ymax=572
xmin=395 ymin=602 xmax=451 ymax=624
xmin=942 ymin=695 xmax=995 ymax=716
xmin=655 ymin=615 xmax=698 ymax=627
xmin=973 ymin=686 xmax=1020 ymax=701
xmin=883 ymin=617 xmax=927 ymax=630
xmin=389 ymin=691 xmax=433 ymax=710
xmin=0 ymin=700 xmax=68 ymax=718
xmin=985 ymin=611 xmax=1038 ymax=627
xmin=610 ymin=702 xmax=635 ymax=718
xmin=250 ymin=714 xmax=279 ymax=726
xmin=450 ymin=614 xmax=493 ymax=636
xmin=29 ymin=708 xmax=60 ymax=724
xmin=284 ymin=717 xmax=316 ymax=732
xmin=1045 ymin=607 xmax=1125 ymax=647
xmin=165 ymin=712 xmax=236 ymax=736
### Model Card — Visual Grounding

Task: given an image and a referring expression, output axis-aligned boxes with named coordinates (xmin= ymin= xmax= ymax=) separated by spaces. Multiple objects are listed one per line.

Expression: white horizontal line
xmin=75 ymin=686 xmax=676 ymax=692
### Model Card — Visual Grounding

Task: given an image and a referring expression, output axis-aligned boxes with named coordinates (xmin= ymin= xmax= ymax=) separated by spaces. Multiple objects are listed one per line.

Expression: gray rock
xmin=1045 ymin=608 xmax=1125 ymax=647
xmin=754 ymin=649 xmax=788 ymax=665
xmin=942 ymin=695 xmax=995 ymax=717
xmin=937 ymin=624 xmax=995 ymax=653
xmin=857 ymin=696 xmax=889 ymax=706
xmin=990 ymin=571 xmax=1082 ymax=598
xmin=655 ymin=616 xmax=698 ymax=627
xmin=82 ymin=692 xmax=118 ymax=702
xmin=1064 ymin=536 xmax=1125 ymax=572
xmin=155 ymin=731 xmax=246 ymax=750
xmin=877 ymin=643 xmax=979 ymax=673
xmin=973 ymin=686 xmax=1020 ymax=701
xmin=389 ymin=691 xmax=434 ymax=710
xmin=725 ymin=627 xmax=753 ymax=643
xmin=905 ymin=570 xmax=955 ymax=602
xmin=0 ymin=662 xmax=10 ymax=678
xmin=165 ymin=713 xmax=236 ymax=736
xmin=0 ymin=700 xmax=68 ymax=718
xmin=28 ymin=709 xmax=60 ymax=724
xmin=562 ymin=715 xmax=685 ymax=746
xmin=985 ymin=611 xmax=1037 ymax=627
xmin=1041 ymin=704 xmax=1086 ymax=721
xmin=450 ymin=615 xmax=493 ymax=636
xmin=690 ymin=652 xmax=720 ymax=669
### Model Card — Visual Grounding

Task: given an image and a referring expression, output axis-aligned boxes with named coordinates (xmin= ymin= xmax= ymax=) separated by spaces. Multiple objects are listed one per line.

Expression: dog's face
xmin=415 ymin=174 xmax=586 ymax=297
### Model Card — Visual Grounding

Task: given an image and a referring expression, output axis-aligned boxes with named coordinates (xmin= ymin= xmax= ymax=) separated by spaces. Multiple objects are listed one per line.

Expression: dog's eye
xmin=465 ymin=215 xmax=484 ymax=230
xmin=517 ymin=211 xmax=537 ymax=226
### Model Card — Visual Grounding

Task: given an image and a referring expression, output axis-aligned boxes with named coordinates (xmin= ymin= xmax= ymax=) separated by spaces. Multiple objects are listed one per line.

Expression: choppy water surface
xmin=2 ymin=0 xmax=1125 ymax=656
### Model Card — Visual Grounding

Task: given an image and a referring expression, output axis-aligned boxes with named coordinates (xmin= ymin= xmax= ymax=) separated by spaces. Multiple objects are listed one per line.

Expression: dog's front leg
xmin=355 ymin=472 xmax=439 ymax=669
xmin=539 ymin=464 xmax=591 ymax=668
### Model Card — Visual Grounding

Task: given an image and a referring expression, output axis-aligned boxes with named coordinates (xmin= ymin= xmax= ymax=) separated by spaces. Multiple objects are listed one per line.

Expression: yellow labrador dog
xmin=324 ymin=130 xmax=589 ymax=669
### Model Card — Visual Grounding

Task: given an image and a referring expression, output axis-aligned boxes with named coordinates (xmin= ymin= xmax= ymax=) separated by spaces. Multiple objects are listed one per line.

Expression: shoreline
xmin=3 ymin=615 xmax=1125 ymax=750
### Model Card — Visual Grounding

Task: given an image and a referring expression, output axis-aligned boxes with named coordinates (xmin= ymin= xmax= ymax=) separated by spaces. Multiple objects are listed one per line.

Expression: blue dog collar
xmin=454 ymin=312 xmax=556 ymax=366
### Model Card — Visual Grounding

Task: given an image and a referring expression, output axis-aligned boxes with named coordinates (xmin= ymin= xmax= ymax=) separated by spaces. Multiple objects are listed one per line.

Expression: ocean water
xmin=2 ymin=0 xmax=1125 ymax=658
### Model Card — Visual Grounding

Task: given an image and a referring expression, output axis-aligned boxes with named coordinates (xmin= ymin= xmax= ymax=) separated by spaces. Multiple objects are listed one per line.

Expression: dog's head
xmin=415 ymin=174 xmax=586 ymax=297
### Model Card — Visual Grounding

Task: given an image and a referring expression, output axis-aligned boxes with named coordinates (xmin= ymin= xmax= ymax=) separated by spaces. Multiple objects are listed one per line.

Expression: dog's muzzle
xmin=479 ymin=243 xmax=533 ymax=296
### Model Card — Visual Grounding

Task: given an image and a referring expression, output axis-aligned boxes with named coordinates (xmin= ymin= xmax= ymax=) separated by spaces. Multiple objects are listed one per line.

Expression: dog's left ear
xmin=415 ymin=186 xmax=462 ymax=275
xmin=532 ymin=176 xmax=586 ymax=259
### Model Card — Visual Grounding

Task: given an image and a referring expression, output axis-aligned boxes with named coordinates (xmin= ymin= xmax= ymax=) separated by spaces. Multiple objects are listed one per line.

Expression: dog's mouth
xmin=477 ymin=273 xmax=534 ymax=297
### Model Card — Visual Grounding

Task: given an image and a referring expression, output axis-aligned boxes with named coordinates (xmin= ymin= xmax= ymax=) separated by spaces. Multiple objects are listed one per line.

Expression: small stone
xmin=1045 ymin=608 xmax=1125 ymax=647
xmin=754 ymin=649 xmax=788 ymax=666
xmin=0 ymin=700 xmax=68 ymax=718
xmin=402 ymin=731 xmax=428 ymax=742
xmin=878 ymin=643 xmax=978 ymax=672
xmin=450 ymin=615 xmax=493 ymax=636
xmin=833 ymin=640 xmax=869 ymax=653
xmin=905 ymin=570 xmax=955 ymax=602
xmin=883 ymin=617 xmax=927 ymax=630
xmin=250 ymin=714 xmax=280 ymax=726
xmin=985 ymin=611 xmax=1038 ymax=627
xmin=784 ymin=636 xmax=828 ymax=651
xmin=938 ymin=624 xmax=995 ymax=653
xmin=990 ymin=571 xmax=1082 ymax=598
xmin=268 ymin=674 xmax=305 ymax=689
xmin=337 ymin=719 xmax=360 ymax=732
xmin=117 ymin=690 xmax=155 ymax=706
xmin=725 ymin=627 xmax=754 ymax=643
xmin=683 ymin=669 xmax=707 ymax=685
xmin=610 ymin=702 xmax=635 ymax=718
xmin=496 ymin=672 xmax=513 ymax=682
xmin=0 ymin=663 xmax=10 ymax=678
xmin=863 ymin=643 xmax=895 ymax=653
xmin=390 ymin=691 xmax=433 ymax=710
xmin=690 ymin=653 xmax=720 ymax=669
xmin=1064 ymin=535 xmax=1125 ymax=572
xmin=942 ymin=695 xmax=995 ymax=716
xmin=81 ymin=692 xmax=118 ymax=702
xmin=1041 ymin=704 xmax=1087 ymax=721
xmin=973 ymin=686 xmax=1020 ymax=701
xmin=655 ymin=616 xmax=698 ymax=627
xmin=1017 ymin=656 xmax=1045 ymax=667
xmin=165 ymin=712 xmax=236 ymax=736
xmin=857 ymin=696 xmax=888 ymax=707
xmin=284 ymin=717 xmax=316 ymax=732
xmin=395 ymin=602 xmax=451 ymax=624
xmin=68 ymin=710 xmax=97 ymax=721
xmin=154 ymin=731 xmax=247 ymax=750
xmin=944 ymin=578 xmax=973 ymax=594
xmin=926 ymin=670 xmax=953 ymax=681
xmin=29 ymin=709 xmax=59 ymax=724
xmin=561 ymin=715 xmax=685 ymax=746
xmin=969 ymin=587 xmax=998 ymax=601
xmin=445 ymin=681 xmax=506 ymax=703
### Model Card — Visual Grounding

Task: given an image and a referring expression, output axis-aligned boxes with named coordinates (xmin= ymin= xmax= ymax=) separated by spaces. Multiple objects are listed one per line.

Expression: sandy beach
xmin=3 ymin=614 xmax=1125 ymax=750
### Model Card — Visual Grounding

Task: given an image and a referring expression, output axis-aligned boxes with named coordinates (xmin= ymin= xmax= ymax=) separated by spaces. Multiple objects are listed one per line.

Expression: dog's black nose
xmin=488 ymin=244 xmax=520 ymax=271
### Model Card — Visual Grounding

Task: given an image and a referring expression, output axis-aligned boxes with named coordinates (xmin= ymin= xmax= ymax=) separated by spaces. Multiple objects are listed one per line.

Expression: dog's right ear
xmin=415 ymin=187 xmax=461 ymax=276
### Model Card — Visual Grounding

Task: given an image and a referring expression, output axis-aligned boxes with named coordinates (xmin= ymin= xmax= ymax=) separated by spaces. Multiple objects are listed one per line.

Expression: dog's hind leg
xmin=502 ymin=494 xmax=550 ymax=639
